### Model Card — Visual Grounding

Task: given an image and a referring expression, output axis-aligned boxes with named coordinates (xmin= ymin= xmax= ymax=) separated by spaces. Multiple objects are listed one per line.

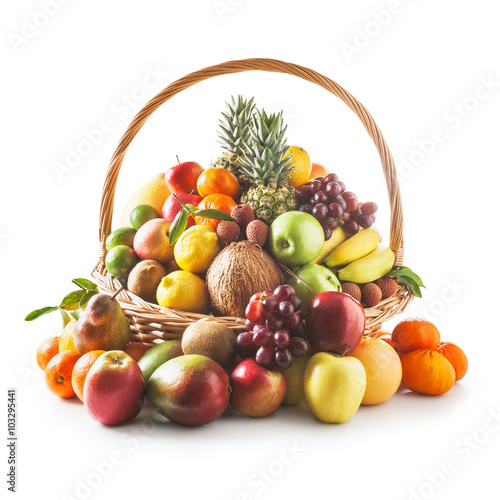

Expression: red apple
xmin=133 ymin=218 xmax=175 ymax=264
xmin=230 ymin=358 xmax=287 ymax=417
xmin=145 ymin=354 xmax=230 ymax=426
xmin=306 ymin=291 xmax=365 ymax=355
xmin=165 ymin=161 xmax=203 ymax=194
xmin=161 ymin=193 xmax=203 ymax=229
xmin=84 ymin=351 xmax=144 ymax=426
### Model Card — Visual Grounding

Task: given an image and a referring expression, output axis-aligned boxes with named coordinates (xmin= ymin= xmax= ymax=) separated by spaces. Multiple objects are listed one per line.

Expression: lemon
xmin=156 ymin=271 xmax=208 ymax=313
xmin=59 ymin=317 xmax=78 ymax=352
xmin=284 ymin=146 xmax=312 ymax=188
xmin=174 ymin=225 xmax=222 ymax=273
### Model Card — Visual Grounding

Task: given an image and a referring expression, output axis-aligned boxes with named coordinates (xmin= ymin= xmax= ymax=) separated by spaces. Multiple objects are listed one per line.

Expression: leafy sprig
xmin=25 ymin=278 xmax=98 ymax=322
xmin=386 ymin=266 xmax=425 ymax=298
xmin=168 ymin=194 xmax=235 ymax=244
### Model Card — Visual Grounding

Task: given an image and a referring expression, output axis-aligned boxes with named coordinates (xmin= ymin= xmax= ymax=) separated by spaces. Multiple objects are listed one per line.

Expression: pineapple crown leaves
xmin=239 ymin=109 xmax=295 ymax=185
xmin=217 ymin=95 xmax=256 ymax=158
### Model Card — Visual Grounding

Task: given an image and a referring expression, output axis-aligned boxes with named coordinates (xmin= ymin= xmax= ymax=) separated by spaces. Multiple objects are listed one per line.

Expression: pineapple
xmin=239 ymin=109 xmax=298 ymax=224
xmin=212 ymin=95 xmax=255 ymax=188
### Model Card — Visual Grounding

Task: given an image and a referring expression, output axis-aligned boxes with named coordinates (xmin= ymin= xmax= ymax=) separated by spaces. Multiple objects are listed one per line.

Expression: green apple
xmin=303 ymin=352 xmax=366 ymax=423
xmin=282 ymin=351 xmax=312 ymax=405
xmin=287 ymin=264 xmax=341 ymax=314
xmin=269 ymin=211 xmax=324 ymax=267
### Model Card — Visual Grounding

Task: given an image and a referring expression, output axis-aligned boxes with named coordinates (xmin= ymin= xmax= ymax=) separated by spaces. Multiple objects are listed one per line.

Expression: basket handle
xmin=98 ymin=58 xmax=404 ymax=265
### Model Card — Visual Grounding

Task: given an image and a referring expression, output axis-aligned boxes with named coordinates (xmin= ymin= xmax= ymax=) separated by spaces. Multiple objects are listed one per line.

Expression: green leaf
xmin=79 ymin=290 xmax=97 ymax=310
xmin=395 ymin=267 xmax=425 ymax=288
xmin=387 ymin=266 xmax=399 ymax=278
xmin=59 ymin=309 xmax=72 ymax=327
xmin=398 ymin=275 xmax=423 ymax=298
xmin=59 ymin=290 xmax=86 ymax=310
xmin=168 ymin=208 xmax=188 ymax=245
xmin=184 ymin=204 xmax=199 ymax=215
xmin=71 ymin=310 xmax=82 ymax=321
xmin=25 ymin=306 xmax=59 ymax=322
xmin=195 ymin=209 xmax=235 ymax=221
xmin=72 ymin=278 xmax=98 ymax=292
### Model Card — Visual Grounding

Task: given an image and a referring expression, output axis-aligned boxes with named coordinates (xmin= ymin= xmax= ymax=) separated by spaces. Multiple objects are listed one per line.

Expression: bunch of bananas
xmin=316 ymin=226 xmax=395 ymax=284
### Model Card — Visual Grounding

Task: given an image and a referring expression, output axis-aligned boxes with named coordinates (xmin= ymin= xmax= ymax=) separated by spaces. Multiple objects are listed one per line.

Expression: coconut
xmin=206 ymin=240 xmax=284 ymax=317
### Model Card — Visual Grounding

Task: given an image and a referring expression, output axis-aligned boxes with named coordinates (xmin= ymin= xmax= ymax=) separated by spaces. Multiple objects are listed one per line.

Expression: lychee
xmin=216 ymin=220 xmax=240 ymax=245
xmin=375 ymin=277 xmax=398 ymax=299
xmin=246 ymin=220 xmax=269 ymax=247
xmin=231 ymin=204 xmax=255 ymax=231
xmin=361 ymin=282 xmax=382 ymax=307
xmin=341 ymin=282 xmax=362 ymax=302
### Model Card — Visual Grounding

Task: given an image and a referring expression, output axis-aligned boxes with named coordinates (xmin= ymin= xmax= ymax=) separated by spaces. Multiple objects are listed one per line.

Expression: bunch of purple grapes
xmin=297 ymin=172 xmax=378 ymax=239
xmin=236 ymin=284 xmax=309 ymax=370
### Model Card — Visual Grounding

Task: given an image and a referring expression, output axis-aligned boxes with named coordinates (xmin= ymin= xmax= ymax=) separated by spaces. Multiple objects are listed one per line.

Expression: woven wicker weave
xmin=92 ymin=58 xmax=413 ymax=345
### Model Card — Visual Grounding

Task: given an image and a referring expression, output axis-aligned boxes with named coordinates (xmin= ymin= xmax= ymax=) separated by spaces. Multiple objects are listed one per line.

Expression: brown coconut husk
xmin=206 ymin=241 xmax=284 ymax=317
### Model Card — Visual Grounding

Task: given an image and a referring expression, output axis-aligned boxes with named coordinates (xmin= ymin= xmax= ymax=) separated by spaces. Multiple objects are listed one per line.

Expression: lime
xmin=130 ymin=204 xmax=161 ymax=230
xmin=105 ymin=245 xmax=139 ymax=279
xmin=105 ymin=227 xmax=137 ymax=251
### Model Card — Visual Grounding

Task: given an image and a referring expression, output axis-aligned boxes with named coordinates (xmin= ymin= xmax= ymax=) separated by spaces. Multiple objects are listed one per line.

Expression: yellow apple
xmin=303 ymin=352 xmax=366 ymax=423
xmin=282 ymin=352 xmax=312 ymax=405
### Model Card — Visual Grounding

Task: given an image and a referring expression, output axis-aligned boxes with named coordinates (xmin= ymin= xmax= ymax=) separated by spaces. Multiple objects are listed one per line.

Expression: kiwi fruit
xmin=181 ymin=320 xmax=237 ymax=368
xmin=127 ymin=260 xmax=167 ymax=303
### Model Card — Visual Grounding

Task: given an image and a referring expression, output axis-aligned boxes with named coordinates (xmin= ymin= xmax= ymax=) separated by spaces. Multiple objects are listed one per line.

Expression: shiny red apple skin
xmin=306 ymin=291 xmax=365 ymax=355
xmin=165 ymin=161 xmax=203 ymax=194
xmin=161 ymin=192 xmax=203 ymax=229
xmin=230 ymin=358 xmax=287 ymax=417
xmin=84 ymin=351 xmax=145 ymax=426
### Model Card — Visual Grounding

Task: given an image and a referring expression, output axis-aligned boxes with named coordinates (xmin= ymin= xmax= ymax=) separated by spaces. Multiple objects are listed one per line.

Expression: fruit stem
xmin=110 ymin=286 xmax=124 ymax=301
xmin=341 ymin=346 xmax=351 ymax=357
xmin=172 ymin=193 xmax=198 ymax=216
xmin=176 ymin=155 xmax=180 ymax=164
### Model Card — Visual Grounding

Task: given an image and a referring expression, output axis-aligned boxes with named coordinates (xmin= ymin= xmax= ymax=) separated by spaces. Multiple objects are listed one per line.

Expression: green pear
xmin=73 ymin=294 xmax=130 ymax=354
xmin=303 ymin=352 xmax=366 ymax=423
xmin=282 ymin=351 xmax=312 ymax=405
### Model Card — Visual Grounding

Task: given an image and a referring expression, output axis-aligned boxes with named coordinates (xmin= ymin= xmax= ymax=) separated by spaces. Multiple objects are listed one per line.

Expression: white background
xmin=2 ymin=1 xmax=499 ymax=499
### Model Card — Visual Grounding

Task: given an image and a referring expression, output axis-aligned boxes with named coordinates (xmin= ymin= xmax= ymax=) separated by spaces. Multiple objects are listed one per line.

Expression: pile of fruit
xmin=32 ymin=288 xmax=468 ymax=426
xmin=27 ymin=94 xmax=467 ymax=426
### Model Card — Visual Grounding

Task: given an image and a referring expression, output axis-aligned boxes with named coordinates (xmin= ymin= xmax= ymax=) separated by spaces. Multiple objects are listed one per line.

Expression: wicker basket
xmin=92 ymin=58 xmax=414 ymax=346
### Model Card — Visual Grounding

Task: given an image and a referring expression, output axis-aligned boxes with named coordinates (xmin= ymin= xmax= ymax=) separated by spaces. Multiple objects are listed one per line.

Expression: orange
xmin=195 ymin=193 xmax=237 ymax=229
xmin=124 ymin=342 xmax=151 ymax=362
xmin=401 ymin=349 xmax=455 ymax=395
xmin=36 ymin=336 xmax=60 ymax=371
xmin=59 ymin=317 xmax=78 ymax=352
xmin=71 ymin=350 xmax=106 ymax=402
xmin=45 ymin=350 xmax=81 ymax=398
xmin=350 ymin=337 xmax=402 ymax=405
xmin=307 ymin=162 xmax=329 ymax=181
xmin=196 ymin=168 xmax=241 ymax=200
xmin=436 ymin=342 xmax=468 ymax=381
xmin=392 ymin=318 xmax=440 ymax=354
